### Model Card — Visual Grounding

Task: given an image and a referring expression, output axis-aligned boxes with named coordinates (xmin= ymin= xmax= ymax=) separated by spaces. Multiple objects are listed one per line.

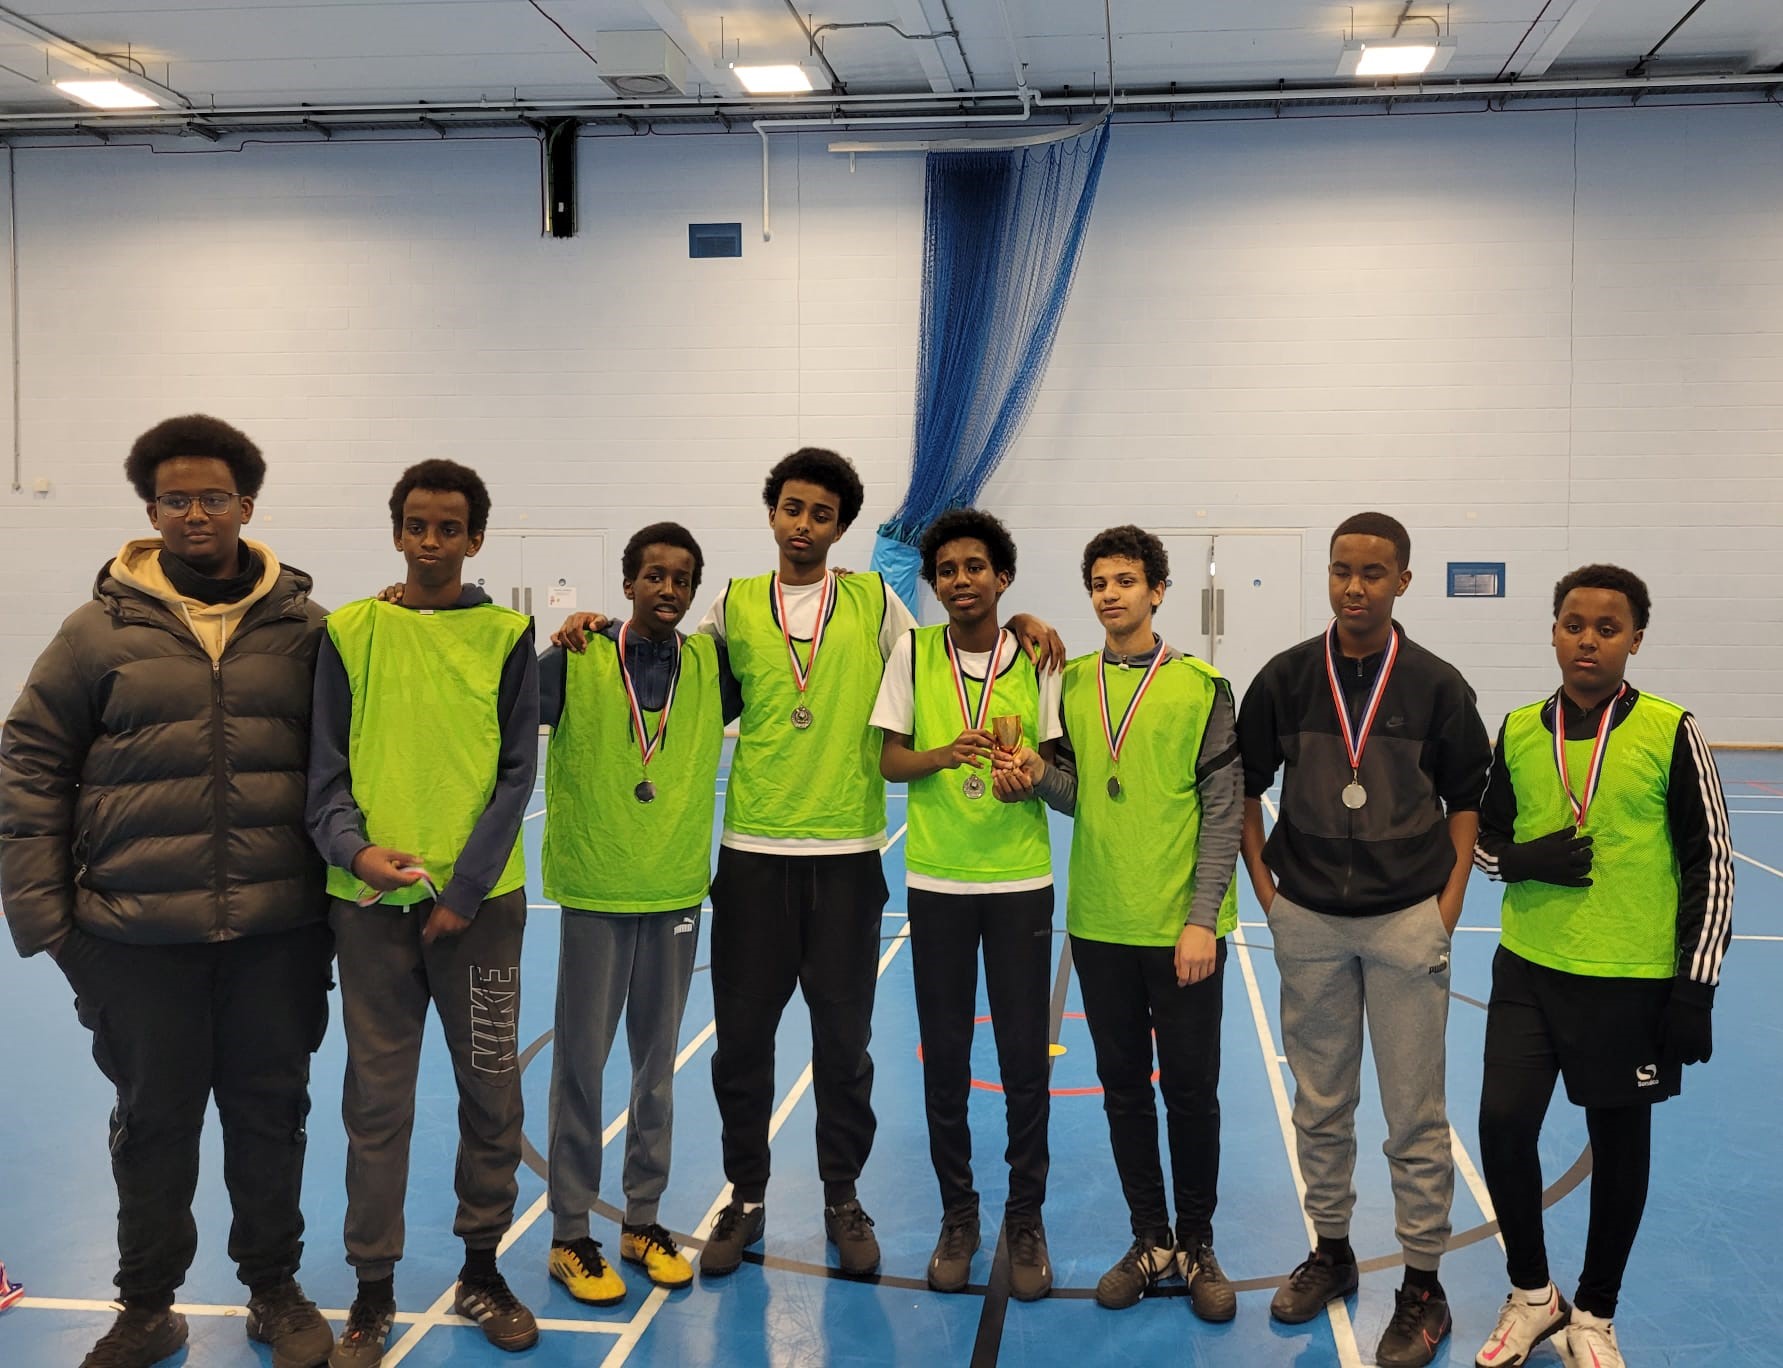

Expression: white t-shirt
xmin=697 ymin=573 xmax=918 ymax=855
xmin=871 ymin=627 xmax=1064 ymax=894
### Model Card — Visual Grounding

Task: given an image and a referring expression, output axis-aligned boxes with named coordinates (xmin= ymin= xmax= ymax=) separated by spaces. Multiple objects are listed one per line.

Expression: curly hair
xmin=623 ymin=521 xmax=705 ymax=594
xmin=387 ymin=459 xmax=492 ymax=537
xmin=1553 ymin=563 xmax=1651 ymax=632
xmin=919 ymin=507 xmax=1017 ymax=587
xmin=1081 ymin=524 xmax=1168 ymax=592
xmin=125 ymin=414 xmax=266 ymax=502
xmin=761 ymin=447 xmax=865 ymax=530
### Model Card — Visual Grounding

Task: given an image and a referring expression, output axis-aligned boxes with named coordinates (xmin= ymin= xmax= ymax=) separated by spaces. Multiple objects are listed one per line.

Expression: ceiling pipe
xmin=0 ymin=86 xmax=1035 ymax=130
xmin=753 ymin=87 xmax=1040 ymax=241
xmin=1039 ymin=68 xmax=1783 ymax=109
xmin=0 ymin=69 xmax=1774 ymax=135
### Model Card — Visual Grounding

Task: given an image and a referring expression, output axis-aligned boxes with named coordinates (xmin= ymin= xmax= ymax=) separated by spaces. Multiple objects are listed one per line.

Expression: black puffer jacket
xmin=0 ymin=557 xmax=328 ymax=955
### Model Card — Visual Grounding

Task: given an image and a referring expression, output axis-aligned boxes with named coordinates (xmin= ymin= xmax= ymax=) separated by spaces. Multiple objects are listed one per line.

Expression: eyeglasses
xmin=155 ymin=491 xmax=241 ymax=515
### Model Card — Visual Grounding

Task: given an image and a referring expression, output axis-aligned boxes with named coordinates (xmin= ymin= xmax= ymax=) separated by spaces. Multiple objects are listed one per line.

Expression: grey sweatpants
xmin=548 ymin=907 xmax=700 ymax=1238
xmin=330 ymin=889 xmax=527 ymax=1282
xmin=1269 ymin=891 xmax=1455 ymax=1271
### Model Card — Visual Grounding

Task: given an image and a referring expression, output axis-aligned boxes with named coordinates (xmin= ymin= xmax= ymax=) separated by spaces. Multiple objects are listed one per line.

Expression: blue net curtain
xmin=871 ymin=120 xmax=1112 ymax=609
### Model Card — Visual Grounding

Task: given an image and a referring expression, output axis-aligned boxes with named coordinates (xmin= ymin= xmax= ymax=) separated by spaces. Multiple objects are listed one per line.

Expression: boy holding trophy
xmin=872 ymin=508 xmax=1062 ymax=1302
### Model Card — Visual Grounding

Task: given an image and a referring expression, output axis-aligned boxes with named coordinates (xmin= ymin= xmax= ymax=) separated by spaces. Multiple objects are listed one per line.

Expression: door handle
xmin=1216 ymin=588 xmax=1226 ymax=635
xmin=524 ymin=587 xmax=533 ymax=616
xmin=1200 ymin=587 xmax=1212 ymax=635
xmin=510 ymin=587 xmax=520 ymax=611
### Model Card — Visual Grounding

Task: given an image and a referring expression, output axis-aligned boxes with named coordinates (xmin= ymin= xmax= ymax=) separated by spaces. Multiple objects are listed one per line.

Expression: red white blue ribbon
xmin=1098 ymin=638 xmax=1168 ymax=770
xmin=617 ymin=620 xmax=682 ymax=772
xmin=1553 ymin=681 xmax=1625 ymax=828
xmin=944 ymin=628 xmax=1008 ymax=733
xmin=1323 ymin=620 xmax=1399 ymax=776
xmin=774 ymin=571 xmax=832 ymax=701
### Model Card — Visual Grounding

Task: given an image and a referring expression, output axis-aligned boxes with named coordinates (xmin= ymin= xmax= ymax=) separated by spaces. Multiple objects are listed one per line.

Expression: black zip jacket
xmin=1239 ymin=623 xmax=1491 ymax=916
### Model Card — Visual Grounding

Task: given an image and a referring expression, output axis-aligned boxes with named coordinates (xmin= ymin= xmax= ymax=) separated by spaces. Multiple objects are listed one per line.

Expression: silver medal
xmin=790 ymin=704 xmax=813 ymax=729
xmin=1107 ymin=775 xmax=1123 ymax=799
xmin=1341 ymin=781 xmax=1367 ymax=810
xmin=963 ymin=773 xmax=986 ymax=800
xmin=634 ymin=779 xmax=657 ymax=804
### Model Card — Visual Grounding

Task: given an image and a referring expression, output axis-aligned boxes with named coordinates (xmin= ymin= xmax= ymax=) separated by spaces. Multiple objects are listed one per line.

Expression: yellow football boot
xmin=547 ymin=1238 xmax=627 ymax=1306
xmin=620 ymin=1223 xmax=694 ymax=1289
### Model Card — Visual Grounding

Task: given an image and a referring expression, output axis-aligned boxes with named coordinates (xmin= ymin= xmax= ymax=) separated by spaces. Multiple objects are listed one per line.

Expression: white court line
xmin=1238 ymin=795 xmax=1363 ymax=1368
xmin=600 ymin=825 xmax=912 ymax=1368
xmin=10 ymin=1299 xmax=629 ymax=1335
xmin=1733 ymin=850 xmax=1783 ymax=880
xmin=15 ymin=919 xmax=716 ymax=1347
xmin=393 ymin=823 xmax=912 ymax=1364
xmin=1245 ymin=920 xmax=1783 ymax=946
xmin=377 ymin=811 xmax=825 ymax=1367
xmin=1450 ymin=1131 xmax=1503 ymax=1252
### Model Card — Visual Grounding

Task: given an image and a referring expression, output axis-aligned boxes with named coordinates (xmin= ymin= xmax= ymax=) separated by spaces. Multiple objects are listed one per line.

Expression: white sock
xmin=1517 ymin=1282 xmax=1555 ymax=1305
xmin=1571 ymin=1307 xmax=1612 ymax=1329
xmin=741 ymin=1201 xmax=763 ymax=1213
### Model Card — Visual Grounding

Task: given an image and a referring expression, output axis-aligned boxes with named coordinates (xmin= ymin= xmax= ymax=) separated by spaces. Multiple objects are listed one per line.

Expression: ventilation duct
xmin=594 ymin=31 xmax=691 ymax=98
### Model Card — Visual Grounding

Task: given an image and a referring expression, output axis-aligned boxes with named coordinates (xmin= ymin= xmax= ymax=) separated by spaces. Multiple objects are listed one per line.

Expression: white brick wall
xmin=0 ymin=104 xmax=1777 ymax=739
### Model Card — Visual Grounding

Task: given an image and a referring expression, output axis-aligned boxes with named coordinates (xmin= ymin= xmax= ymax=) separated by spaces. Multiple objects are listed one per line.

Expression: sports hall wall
xmin=0 ymin=101 xmax=1776 ymax=739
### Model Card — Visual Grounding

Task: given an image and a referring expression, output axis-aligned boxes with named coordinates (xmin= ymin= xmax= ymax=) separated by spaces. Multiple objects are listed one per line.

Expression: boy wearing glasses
xmin=0 ymin=415 xmax=336 ymax=1368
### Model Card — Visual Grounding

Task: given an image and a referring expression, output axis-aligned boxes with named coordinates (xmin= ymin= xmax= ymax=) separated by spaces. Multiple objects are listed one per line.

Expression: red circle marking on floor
xmin=914 ymin=1011 xmax=1161 ymax=1096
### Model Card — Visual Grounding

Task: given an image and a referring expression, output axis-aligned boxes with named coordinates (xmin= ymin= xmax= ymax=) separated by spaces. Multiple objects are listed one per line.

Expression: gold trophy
xmin=991 ymin=714 xmax=1023 ymax=753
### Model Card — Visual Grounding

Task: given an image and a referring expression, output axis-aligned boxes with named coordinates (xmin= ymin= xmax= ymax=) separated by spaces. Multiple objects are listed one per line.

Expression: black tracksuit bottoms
xmin=708 ymin=846 xmax=888 ymax=1206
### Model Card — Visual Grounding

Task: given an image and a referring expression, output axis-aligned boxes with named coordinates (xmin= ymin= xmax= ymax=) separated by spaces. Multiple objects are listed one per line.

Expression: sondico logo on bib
xmin=1635 ymin=1063 xmax=1659 ymax=1087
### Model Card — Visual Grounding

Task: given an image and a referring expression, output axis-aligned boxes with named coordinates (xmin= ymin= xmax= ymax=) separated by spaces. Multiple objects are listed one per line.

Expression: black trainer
xmin=700 ymin=1201 xmax=765 ymax=1278
xmin=327 ymin=1293 xmax=395 ymax=1368
xmin=1270 ymin=1248 xmax=1360 ymax=1324
xmin=1181 ymin=1240 xmax=1237 ymax=1323
xmin=79 ymin=1306 xmax=189 ymax=1368
xmin=246 ymin=1280 xmax=334 ymax=1368
xmin=927 ymin=1210 xmax=980 ymax=1293
xmin=824 ymin=1198 xmax=881 ymax=1277
xmin=1376 ymin=1284 xmax=1453 ymax=1368
xmin=453 ymin=1272 xmax=539 ymax=1353
xmin=1094 ymin=1235 xmax=1176 ymax=1310
xmin=1005 ymin=1216 xmax=1053 ymax=1303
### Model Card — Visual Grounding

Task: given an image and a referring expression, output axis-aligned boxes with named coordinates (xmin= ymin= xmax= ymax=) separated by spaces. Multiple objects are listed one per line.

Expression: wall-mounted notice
xmin=1447 ymin=562 xmax=1505 ymax=598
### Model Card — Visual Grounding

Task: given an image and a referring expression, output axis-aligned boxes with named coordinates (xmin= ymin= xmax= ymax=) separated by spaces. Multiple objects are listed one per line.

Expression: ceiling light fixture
xmin=52 ymin=78 xmax=163 ymax=109
xmin=1337 ymin=39 xmax=1455 ymax=77
xmin=731 ymin=64 xmax=813 ymax=95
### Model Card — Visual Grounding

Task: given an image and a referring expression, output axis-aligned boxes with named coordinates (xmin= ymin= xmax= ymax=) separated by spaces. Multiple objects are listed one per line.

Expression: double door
xmin=469 ymin=530 xmax=609 ymax=629
xmin=1149 ymin=531 xmax=1301 ymax=701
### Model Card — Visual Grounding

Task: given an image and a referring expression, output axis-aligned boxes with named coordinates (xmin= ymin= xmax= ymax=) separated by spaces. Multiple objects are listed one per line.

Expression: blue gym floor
xmin=3 ymin=749 xmax=1780 ymax=1367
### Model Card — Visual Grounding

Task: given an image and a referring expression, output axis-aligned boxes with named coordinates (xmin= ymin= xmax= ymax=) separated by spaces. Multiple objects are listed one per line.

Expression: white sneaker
xmin=1476 ymin=1284 xmax=1570 ymax=1365
xmin=1559 ymin=1317 xmax=1624 ymax=1368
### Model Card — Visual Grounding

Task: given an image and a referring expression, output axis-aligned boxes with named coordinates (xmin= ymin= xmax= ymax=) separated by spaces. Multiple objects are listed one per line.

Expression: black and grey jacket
xmin=1239 ymin=623 xmax=1491 ymax=917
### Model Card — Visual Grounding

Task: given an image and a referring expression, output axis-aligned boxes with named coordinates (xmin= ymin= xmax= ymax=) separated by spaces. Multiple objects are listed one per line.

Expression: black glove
xmin=1494 ymin=826 xmax=1593 ymax=886
xmin=1660 ymin=990 xmax=1713 ymax=1066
